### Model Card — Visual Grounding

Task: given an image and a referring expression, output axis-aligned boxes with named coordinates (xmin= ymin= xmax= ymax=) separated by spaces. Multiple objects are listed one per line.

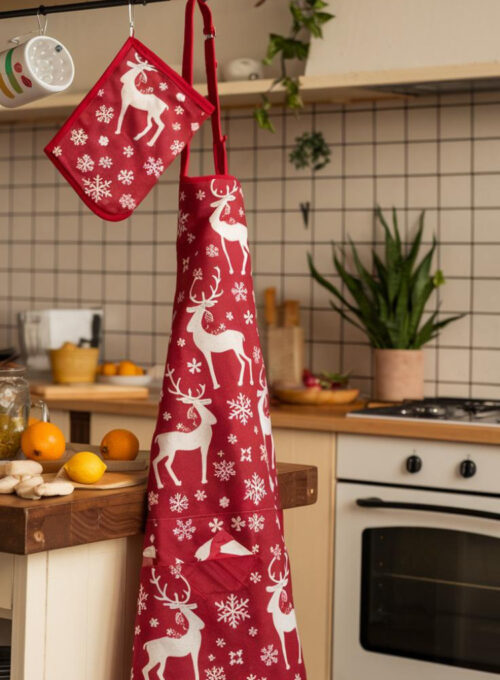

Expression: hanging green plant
xmin=254 ymin=0 xmax=334 ymax=170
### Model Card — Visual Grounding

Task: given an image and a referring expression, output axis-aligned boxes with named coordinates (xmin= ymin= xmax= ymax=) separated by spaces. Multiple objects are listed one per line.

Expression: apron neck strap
xmin=181 ymin=0 xmax=227 ymax=177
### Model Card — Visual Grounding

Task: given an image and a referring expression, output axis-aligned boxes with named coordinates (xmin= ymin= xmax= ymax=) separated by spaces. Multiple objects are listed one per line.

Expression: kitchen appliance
xmin=18 ymin=309 xmax=103 ymax=371
xmin=348 ymin=397 xmax=500 ymax=425
xmin=333 ymin=424 xmax=500 ymax=680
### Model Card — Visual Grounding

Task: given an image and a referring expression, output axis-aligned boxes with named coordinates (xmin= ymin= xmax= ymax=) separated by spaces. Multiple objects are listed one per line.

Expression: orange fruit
xmin=100 ymin=429 xmax=139 ymax=461
xmin=118 ymin=360 xmax=137 ymax=376
xmin=100 ymin=362 xmax=118 ymax=376
xmin=134 ymin=365 xmax=144 ymax=375
xmin=21 ymin=422 xmax=66 ymax=461
xmin=28 ymin=416 xmax=39 ymax=426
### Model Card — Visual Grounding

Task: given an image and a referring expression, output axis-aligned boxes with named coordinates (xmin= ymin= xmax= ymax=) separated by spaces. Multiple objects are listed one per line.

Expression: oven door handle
xmin=356 ymin=497 xmax=500 ymax=521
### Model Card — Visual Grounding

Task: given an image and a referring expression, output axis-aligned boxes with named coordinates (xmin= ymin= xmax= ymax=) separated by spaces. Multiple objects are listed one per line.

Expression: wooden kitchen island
xmin=0 ymin=462 xmax=317 ymax=680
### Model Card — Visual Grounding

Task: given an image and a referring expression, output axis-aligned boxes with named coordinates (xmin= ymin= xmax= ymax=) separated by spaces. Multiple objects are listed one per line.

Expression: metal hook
xmin=37 ymin=6 xmax=48 ymax=35
xmin=128 ymin=0 xmax=135 ymax=37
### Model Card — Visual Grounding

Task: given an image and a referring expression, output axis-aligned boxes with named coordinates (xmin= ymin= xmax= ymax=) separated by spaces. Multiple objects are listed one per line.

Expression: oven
xmin=333 ymin=434 xmax=500 ymax=680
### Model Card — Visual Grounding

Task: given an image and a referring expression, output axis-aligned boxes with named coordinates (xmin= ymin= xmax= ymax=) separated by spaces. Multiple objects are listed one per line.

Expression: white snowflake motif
xmin=227 ymin=393 xmax=253 ymax=425
xmin=175 ymin=105 xmax=185 ymax=115
xmin=76 ymin=154 xmax=95 ymax=173
xmin=148 ymin=491 xmax=159 ymax=509
xmin=135 ymin=625 xmax=141 ymax=635
xmin=177 ymin=338 xmax=186 ymax=347
xmin=252 ymin=346 xmax=261 ymax=364
xmin=162 ymin=411 xmax=172 ymax=421
xmin=244 ymin=473 xmax=267 ymax=506
xmin=231 ymin=516 xmax=246 ymax=532
xmin=216 ymin=638 xmax=226 ymax=648
xmin=270 ymin=544 xmax=282 ymax=559
xmin=173 ymin=519 xmax=196 ymax=541
xmin=261 ymin=645 xmax=279 ymax=667
xmin=260 ymin=444 xmax=268 ymax=461
xmin=178 ymin=211 xmax=189 ymax=235
xmin=239 ymin=207 xmax=245 ymax=218
xmin=215 ymin=594 xmax=250 ymax=629
xmin=294 ymin=675 xmax=302 ymax=680
xmin=240 ymin=447 xmax=252 ymax=462
xmin=182 ymin=257 xmax=190 ymax=273
xmin=172 ymin=122 xmax=182 ymax=131
xmin=213 ymin=460 xmax=236 ymax=482
xmin=99 ymin=155 xmax=113 ymax=169
xmin=195 ymin=489 xmax=207 ymax=501
xmin=209 ymin=517 xmax=224 ymax=533
xmin=226 ymin=311 xmax=234 ymax=321
xmin=82 ymin=174 xmax=112 ymax=203
xmin=98 ymin=135 xmax=109 ymax=146
xmin=119 ymin=194 xmax=136 ymax=211
xmin=177 ymin=291 xmax=185 ymax=303
xmin=249 ymin=571 xmax=262 ymax=583
xmin=217 ymin=450 xmax=225 ymax=457
xmin=123 ymin=145 xmax=134 ymax=158
xmin=228 ymin=433 xmax=238 ymax=444
xmin=205 ymin=668 xmax=226 ymax=680
xmin=231 ymin=282 xmax=248 ymax=302
xmin=149 ymin=617 xmax=159 ymax=628
xmin=180 ymin=190 xmax=186 ymax=201
xmin=159 ymin=82 xmax=168 ymax=91
xmin=137 ymin=584 xmax=148 ymax=614
xmin=206 ymin=244 xmax=219 ymax=258
xmin=52 ymin=145 xmax=62 ymax=157
xmin=196 ymin=190 xmax=206 ymax=201
xmin=118 ymin=169 xmax=134 ymax=185
xmin=95 ymin=104 xmax=114 ymax=123
xmin=244 ymin=310 xmax=254 ymax=325
xmin=170 ymin=140 xmax=185 ymax=156
xmin=143 ymin=156 xmax=164 ymax=178
xmin=248 ymin=627 xmax=258 ymax=637
xmin=187 ymin=358 xmax=202 ymax=374
xmin=97 ymin=88 xmax=105 ymax=97
xmin=208 ymin=655 xmax=216 ymax=662
xmin=169 ymin=493 xmax=189 ymax=513
xmin=187 ymin=232 xmax=196 ymax=244
xmin=70 ymin=128 xmax=88 ymax=146
xmin=248 ymin=513 xmax=265 ymax=532
xmin=219 ymin=496 xmax=230 ymax=509
xmin=229 ymin=649 xmax=244 ymax=666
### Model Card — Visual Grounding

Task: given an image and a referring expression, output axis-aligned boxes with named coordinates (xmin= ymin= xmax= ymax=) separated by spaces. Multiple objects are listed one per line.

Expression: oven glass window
xmin=360 ymin=527 xmax=500 ymax=674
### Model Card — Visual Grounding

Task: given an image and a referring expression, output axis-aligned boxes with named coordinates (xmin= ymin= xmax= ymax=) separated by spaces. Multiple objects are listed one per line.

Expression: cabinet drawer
xmin=0 ymin=553 xmax=13 ymax=612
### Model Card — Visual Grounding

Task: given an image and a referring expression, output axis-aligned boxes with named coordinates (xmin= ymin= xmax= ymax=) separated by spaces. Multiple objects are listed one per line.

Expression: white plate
xmin=98 ymin=374 xmax=152 ymax=387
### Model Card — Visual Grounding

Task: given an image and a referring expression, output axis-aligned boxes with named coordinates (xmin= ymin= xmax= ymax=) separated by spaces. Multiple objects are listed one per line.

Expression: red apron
xmin=130 ymin=2 xmax=307 ymax=679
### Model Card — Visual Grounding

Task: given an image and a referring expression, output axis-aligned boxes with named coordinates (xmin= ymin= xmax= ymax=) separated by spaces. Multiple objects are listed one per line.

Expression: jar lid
xmin=0 ymin=363 xmax=26 ymax=378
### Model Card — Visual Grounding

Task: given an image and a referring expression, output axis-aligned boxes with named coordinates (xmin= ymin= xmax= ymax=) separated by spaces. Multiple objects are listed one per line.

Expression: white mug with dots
xmin=0 ymin=35 xmax=74 ymax=108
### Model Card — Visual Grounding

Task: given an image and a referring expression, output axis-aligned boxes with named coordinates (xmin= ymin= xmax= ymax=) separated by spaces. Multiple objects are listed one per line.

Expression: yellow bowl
xmin=49 ymin=344 xmax=99 ymax=384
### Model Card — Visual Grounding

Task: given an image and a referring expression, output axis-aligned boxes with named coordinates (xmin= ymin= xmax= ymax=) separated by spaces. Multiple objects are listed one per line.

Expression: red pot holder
xmin=44 ymin=37 xmax=214 ymax=221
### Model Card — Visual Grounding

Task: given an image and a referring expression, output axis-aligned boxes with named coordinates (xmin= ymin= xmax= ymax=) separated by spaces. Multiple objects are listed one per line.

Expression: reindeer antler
xmin=208 ymin=267 xmax=224 ymax=300
xmin=210 ymin=179 xmax=239 ymax=199
xmin=189 ymin=275 xmax=206 ymax=305
xmin=150 ymin=568 xmax=191 ymax=608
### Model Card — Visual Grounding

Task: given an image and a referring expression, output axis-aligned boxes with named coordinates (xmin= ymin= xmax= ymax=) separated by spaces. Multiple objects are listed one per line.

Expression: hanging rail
xmin=0 ymin=0 xmax=179 ymax=21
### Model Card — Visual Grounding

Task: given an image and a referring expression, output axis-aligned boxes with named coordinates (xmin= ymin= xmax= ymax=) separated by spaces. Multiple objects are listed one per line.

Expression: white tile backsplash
xmin=1 ymin=96 xmax=499 ymax=396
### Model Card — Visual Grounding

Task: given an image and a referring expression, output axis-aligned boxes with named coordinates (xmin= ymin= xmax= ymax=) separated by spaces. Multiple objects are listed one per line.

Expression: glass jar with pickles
xmin=0 ymin=365 xmax=30 ymax=459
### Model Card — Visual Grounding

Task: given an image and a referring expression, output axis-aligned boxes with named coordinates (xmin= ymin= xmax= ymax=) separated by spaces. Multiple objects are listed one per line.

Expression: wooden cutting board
xmin=45 ymin=469 xmax=148 ymax=490
xmin=31 ymin=383 xmax=149 ymax=400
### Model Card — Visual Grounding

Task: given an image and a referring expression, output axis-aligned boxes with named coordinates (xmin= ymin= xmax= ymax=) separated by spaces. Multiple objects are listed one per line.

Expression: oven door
xmin=333 ymin=482 xmax=500 ymax=680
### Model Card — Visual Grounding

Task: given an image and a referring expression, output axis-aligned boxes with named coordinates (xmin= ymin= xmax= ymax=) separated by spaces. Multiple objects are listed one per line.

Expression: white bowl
xmin=98 ymin=374 xmax=152 ymax=387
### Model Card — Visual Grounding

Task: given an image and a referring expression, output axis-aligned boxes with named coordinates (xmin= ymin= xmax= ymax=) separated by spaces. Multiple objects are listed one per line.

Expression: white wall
xmin=307 ymin=0 xmax=500 ymax=76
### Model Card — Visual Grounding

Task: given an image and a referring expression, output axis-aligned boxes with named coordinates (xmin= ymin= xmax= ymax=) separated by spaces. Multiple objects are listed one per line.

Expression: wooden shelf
xmin=3 ymin=61 xmax=500 ymax=123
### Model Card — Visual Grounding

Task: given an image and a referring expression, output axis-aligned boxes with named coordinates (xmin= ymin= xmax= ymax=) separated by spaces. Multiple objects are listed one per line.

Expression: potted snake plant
xmin=308 ymin=208 xmax=464 ymax=401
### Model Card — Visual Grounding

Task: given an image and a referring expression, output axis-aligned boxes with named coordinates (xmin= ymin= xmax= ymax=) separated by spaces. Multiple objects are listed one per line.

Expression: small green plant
xmin=308 ymin=208 xmax=464 ymax=349
xmin=254 ymin=0 xmax=334 ymax=170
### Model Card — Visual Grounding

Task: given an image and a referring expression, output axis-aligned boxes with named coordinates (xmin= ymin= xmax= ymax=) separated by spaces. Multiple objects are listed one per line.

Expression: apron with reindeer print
xmin=130 ymin=2 xmax=307 ymax=679
xmin=45 ymin=36 xmax=213 ymax=221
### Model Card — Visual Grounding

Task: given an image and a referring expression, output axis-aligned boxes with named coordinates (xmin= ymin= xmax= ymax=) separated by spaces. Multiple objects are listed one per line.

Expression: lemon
xmin=64 ymin=451 xmax=107 ymax=484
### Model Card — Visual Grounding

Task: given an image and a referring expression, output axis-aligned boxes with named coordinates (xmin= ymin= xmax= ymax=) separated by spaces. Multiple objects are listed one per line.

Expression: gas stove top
xmin=348 ymin=398 xmax=500 ymax=426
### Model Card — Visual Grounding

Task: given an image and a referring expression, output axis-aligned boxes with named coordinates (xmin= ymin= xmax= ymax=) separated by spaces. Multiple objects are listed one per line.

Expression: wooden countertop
xmin=41 ymin=391 xmax=500 ymax=446
xmin=0 ymin=462 xmax=317 ymax=555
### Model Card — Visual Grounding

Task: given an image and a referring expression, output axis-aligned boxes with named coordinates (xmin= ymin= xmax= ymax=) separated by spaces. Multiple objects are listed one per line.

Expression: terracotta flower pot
xmin=373 ymin=349 xmax=424 ymax=402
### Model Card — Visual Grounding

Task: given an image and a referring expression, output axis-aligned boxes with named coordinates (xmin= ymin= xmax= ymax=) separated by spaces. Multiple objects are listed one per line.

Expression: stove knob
xmin=460 ymin=459 xmax=477 ymax=478
xmin=406 ymin=455 xmax=422 ymax=473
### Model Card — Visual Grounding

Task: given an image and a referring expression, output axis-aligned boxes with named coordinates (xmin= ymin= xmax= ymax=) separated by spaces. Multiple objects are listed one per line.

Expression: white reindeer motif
xmin=186 ymin=267 xmax=253 ymax=390
xmin=115 ymin=52 xmax=168 ymax=147
xmin=257 ymin=366 xmax=276 ymax=491
xmin=266 ymin=550 xmax=302 ymax=670
xmin=142 ymin=568 xmax=205 ymax=680
xmin=153 ymin=367 xmax=216 ymax=488
xmin=209 ymin=180 xmax=250 ymax=275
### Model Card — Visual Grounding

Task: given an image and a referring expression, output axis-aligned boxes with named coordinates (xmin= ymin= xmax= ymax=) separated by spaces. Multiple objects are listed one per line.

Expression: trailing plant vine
xmin=254 ymin=0 xmax=334 ymax=170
